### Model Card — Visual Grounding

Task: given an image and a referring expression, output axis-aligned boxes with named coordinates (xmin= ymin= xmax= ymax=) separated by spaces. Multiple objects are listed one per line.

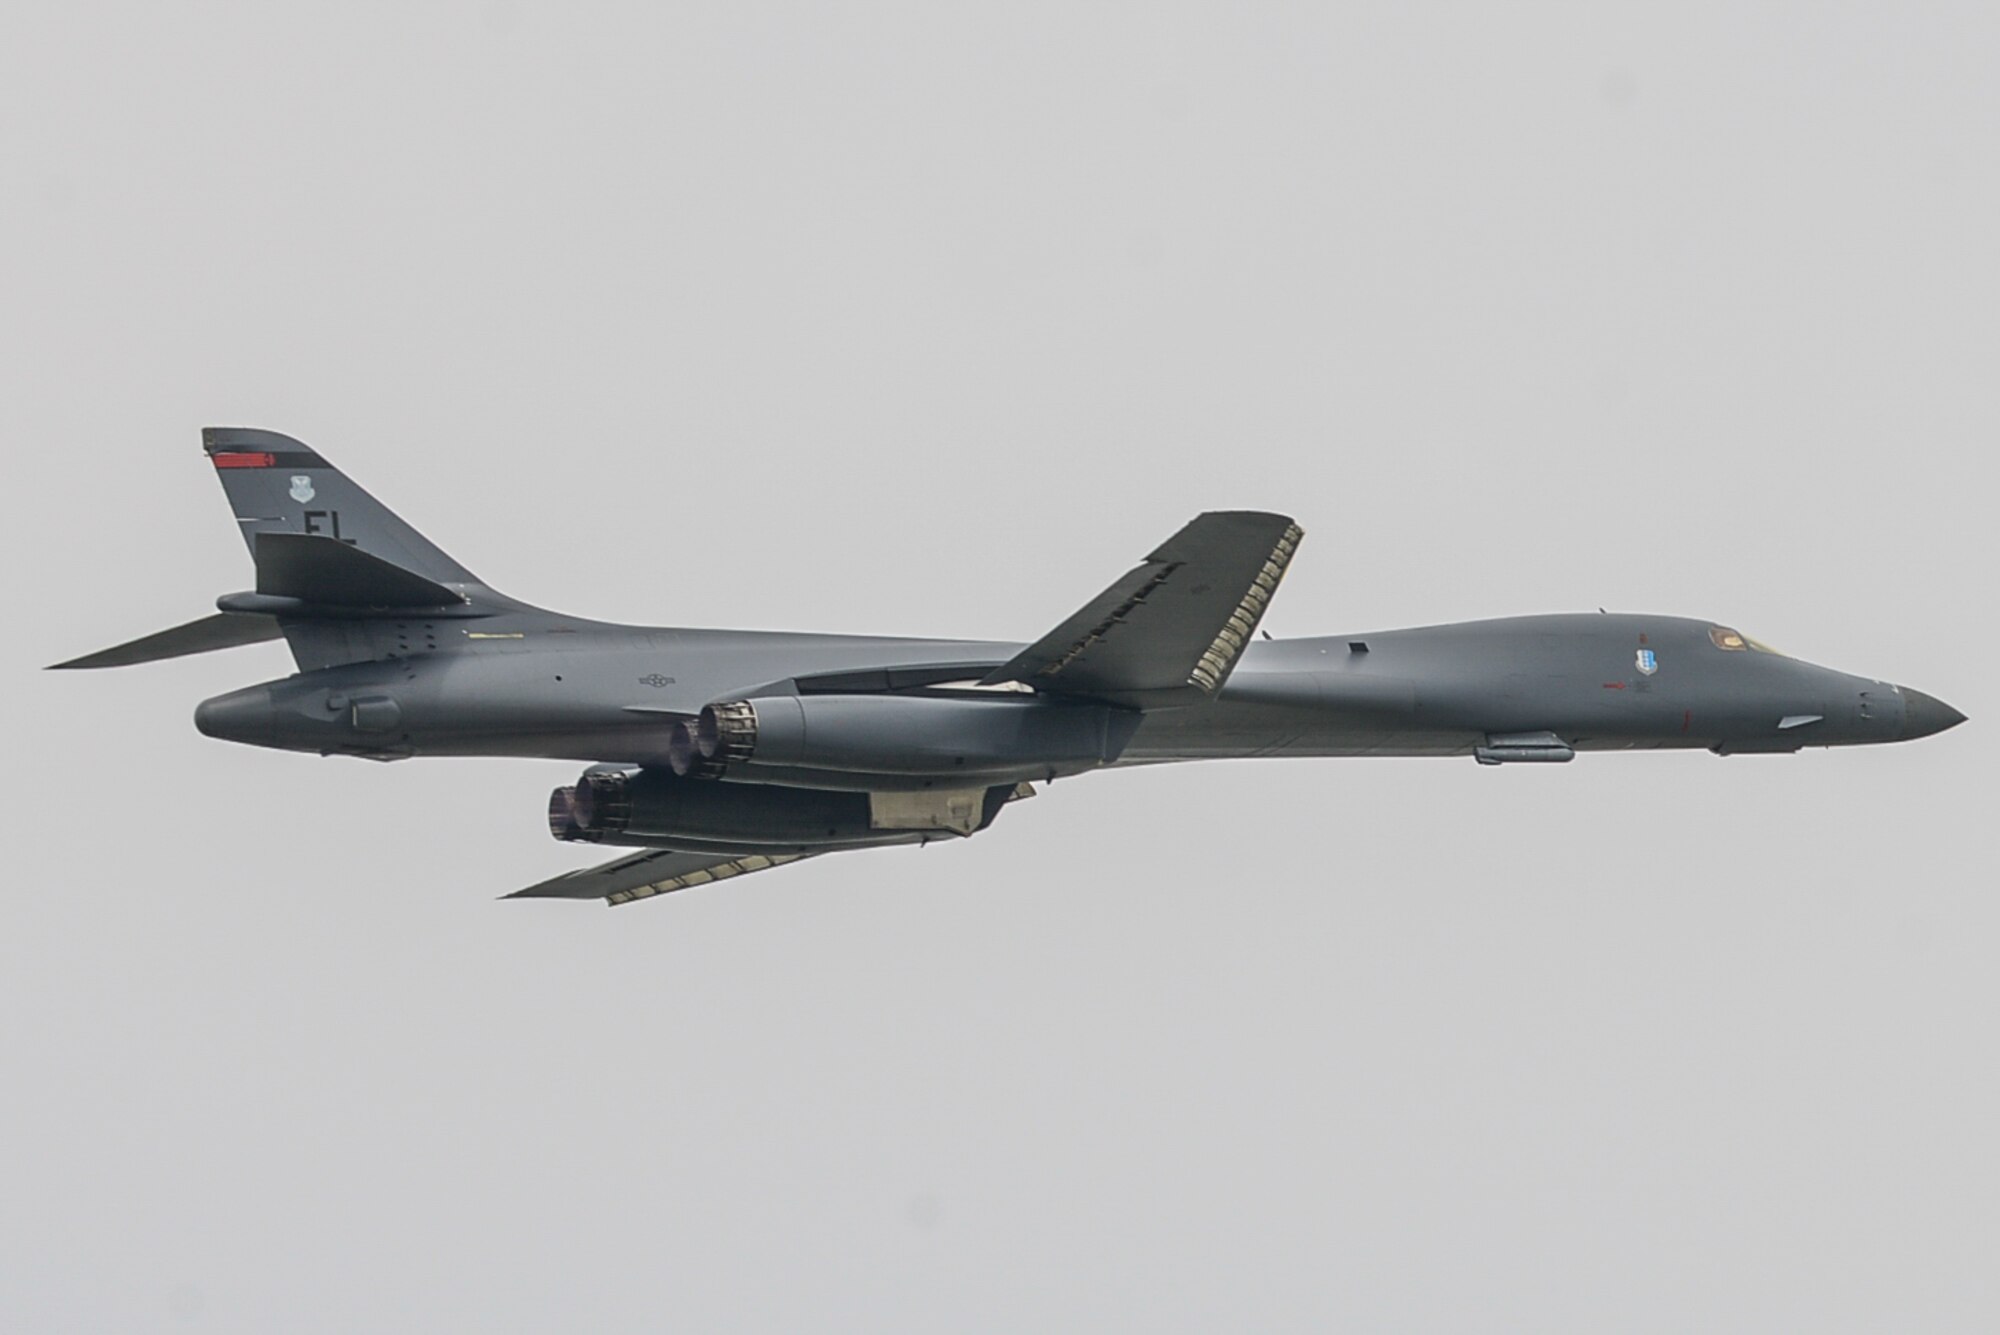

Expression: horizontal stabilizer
xmin=983 ymin=511 xmax=1302 ymax=701
xmin=48 ymin=611 xmax=284 ymax=670
xmin=507 ymin=848 xmax=819 ymax=907
xmin=255 ymin=533 xmax=466 ymax=609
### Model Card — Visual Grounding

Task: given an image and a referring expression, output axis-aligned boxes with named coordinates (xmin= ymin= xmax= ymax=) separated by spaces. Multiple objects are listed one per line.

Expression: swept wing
xmin=506 ymin=847 xmax=823 ymax=907
xmin=981 ymin=511 xmax=1301 ymax=703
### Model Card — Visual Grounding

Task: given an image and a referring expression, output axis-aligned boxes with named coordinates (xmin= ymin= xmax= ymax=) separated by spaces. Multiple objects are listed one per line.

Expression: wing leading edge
xmin=981 ymin=510 xmax=1302 ymax=703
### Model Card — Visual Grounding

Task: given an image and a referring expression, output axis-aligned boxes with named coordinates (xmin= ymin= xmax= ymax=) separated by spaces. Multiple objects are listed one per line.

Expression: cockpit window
xmin=1710 ymin=626 xmax=1785 ymax=655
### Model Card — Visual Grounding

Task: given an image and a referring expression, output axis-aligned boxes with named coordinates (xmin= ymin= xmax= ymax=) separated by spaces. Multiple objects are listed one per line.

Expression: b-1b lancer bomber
xmin=54 ymin=429 xmax=1966 ymax=906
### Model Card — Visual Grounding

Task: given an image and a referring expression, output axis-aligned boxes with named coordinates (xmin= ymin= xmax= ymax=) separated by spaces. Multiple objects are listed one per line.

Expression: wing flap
xmin=506 ymin=848 xmax=818 ymax=907
xmin=982 ymin=511 xmax=1302 ymax=700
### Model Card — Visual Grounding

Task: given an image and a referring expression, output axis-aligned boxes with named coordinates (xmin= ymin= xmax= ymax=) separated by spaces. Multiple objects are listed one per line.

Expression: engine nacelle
xmin=669 ymin=693 xmax=1126 ymax=783
xmin=547 ymin=768 xmax=1014 ymax=849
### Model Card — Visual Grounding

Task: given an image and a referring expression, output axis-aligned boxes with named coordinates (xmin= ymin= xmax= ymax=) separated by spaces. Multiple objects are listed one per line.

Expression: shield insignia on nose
xmin=1635 ymin=648 xmax=1658 ymax=675
xmin=289 ymin=475 xmax=315 ymax=503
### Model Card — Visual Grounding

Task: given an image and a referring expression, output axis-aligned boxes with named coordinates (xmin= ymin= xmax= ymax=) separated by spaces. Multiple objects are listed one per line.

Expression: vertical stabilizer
xmin=203 ymin=427 xmax=479 ymax=587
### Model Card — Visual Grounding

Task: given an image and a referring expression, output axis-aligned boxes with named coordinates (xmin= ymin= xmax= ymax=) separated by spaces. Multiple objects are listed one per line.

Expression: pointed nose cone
xmin=1899 ymin=687 xmax=1966 ymax=741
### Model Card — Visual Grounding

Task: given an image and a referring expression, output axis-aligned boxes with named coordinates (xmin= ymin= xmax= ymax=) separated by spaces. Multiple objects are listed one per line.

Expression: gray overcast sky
xmin=3 ymin=3 xmax=1995 ymax=1331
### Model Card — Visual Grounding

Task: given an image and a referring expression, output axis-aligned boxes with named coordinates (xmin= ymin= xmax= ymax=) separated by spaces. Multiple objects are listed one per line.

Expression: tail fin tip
xmin=202 ymin=426 xmax=330 ymax=466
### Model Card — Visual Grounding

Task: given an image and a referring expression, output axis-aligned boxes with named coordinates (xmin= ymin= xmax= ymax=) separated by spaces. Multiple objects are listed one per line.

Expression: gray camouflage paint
xmin=191 ymin=611 xmax=1960 ymax=766
xmin=57 ymin=428 xmax=1965 ymax=901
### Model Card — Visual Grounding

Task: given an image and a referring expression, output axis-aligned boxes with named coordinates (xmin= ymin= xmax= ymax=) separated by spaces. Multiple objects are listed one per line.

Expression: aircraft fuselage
xmin=191 ymin=611 xmax=1957 ymax=768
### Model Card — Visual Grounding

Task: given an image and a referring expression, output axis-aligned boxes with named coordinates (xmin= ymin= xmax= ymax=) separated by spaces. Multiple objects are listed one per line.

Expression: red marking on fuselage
xmin=1602 ymin=682 xmax=1627 ymax=690
xmin=212 ymin=451 xmax=276 ymax=469
xmin=1681 ymin=709 xmax=1692 ymax=733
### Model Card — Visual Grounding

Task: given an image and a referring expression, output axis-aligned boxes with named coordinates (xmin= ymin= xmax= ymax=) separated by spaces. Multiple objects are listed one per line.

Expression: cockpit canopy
xmin=1710 ymin=626 xmax=1784 ymax=655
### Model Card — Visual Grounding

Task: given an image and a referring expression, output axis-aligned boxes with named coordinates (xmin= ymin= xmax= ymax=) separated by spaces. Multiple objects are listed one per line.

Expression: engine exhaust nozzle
xmin=547 ymin=785 xmax=583 ymax=841
xmin=696 ymin=701 xmax=759 ymax=764
xmin=569 ymin=770 xmax=633 ymax=836
xmin=667 ymin=719 xmax=725 ymax=779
